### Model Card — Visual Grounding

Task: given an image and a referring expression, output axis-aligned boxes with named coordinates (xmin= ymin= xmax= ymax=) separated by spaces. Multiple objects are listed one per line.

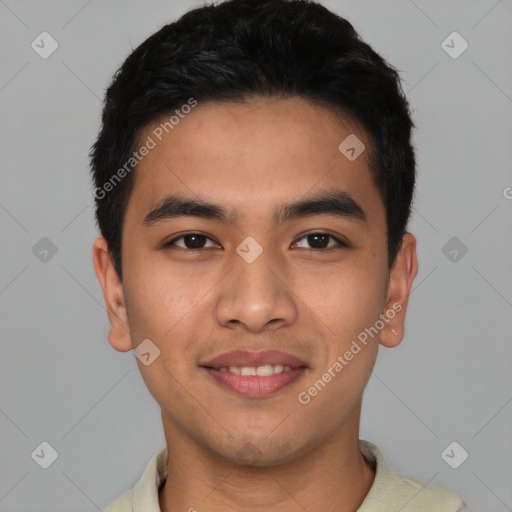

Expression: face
xmin=94 ymin=96 xmax=417 ymax=466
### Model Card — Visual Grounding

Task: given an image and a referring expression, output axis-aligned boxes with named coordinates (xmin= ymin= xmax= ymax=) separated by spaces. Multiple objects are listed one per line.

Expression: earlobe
xmin=379 ymin=233 xmax=418 ymax=349
xmin=92 ymin=237 xmax=133 ymax=352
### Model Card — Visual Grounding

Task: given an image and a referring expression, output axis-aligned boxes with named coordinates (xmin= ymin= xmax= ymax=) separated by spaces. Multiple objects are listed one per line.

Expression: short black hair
xmin=90 ymin=0 xmax=416 ymax=280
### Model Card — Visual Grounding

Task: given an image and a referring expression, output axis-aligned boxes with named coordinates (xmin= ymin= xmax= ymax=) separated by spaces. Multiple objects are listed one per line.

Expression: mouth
xmin=199 ymin=349 xmax=308 ymax=398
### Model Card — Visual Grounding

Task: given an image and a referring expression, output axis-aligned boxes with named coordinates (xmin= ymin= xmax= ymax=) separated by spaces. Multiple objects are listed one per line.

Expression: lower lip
xmin=202 ymin=367 xmax=307 ymax=397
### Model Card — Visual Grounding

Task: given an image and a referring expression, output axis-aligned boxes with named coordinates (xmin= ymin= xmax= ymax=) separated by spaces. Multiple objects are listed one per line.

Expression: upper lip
xmin=200 ymin=349 xmax=308 ymax=369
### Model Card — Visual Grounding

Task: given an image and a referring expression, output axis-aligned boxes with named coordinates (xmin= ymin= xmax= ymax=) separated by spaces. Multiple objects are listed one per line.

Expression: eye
xmin=164 ymin=232 xmax=346 ymax=251
xmin=292 ymin=232 xmax=346 ymax=250
xmin=164 ymin=233 xmax=220 ymax=250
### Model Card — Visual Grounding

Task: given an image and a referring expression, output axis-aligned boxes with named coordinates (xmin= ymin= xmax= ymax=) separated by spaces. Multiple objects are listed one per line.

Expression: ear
xmin=92 ymin=236 xmax=133 ymax=352
xmin=379 ymin=233 xmax=418 ymax=348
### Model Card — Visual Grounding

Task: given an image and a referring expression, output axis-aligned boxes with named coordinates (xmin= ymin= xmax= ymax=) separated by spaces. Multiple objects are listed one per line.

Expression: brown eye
xmin=293 ymin=233 xmax=345 ymax=250
xmin=165 ymin=233 xmax=220 ymax=250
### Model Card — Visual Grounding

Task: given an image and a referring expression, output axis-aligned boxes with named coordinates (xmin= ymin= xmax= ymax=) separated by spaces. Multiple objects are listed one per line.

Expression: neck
xmin=158 ymin=406 xmax=375 ymax=512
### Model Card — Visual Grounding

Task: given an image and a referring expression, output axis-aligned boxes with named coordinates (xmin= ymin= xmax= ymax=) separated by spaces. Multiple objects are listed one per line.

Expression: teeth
xmin=241 ymin=367 xmax=257 ymax=376
xmin=219 ymin=365 xmax=293 ymax=376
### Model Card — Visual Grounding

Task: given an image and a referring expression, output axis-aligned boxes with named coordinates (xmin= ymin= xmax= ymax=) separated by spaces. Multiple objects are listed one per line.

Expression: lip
xmin=199 ymin=349 xmax=308 ymax=398
xmin=202 ymin=367 xmax=307 ymax=397
xmin=200 ymin=349 xmax=308 ymax=369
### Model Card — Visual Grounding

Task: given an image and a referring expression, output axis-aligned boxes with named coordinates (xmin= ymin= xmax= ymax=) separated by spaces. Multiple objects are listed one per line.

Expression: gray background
xmin=1 ymin=0 xmax=511 ymax=511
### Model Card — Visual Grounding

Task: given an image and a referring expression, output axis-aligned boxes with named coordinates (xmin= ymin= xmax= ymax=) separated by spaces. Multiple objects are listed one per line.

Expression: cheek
xmin=122 ymin=270 xmax=202 ymax=407
xmin=297 ymin=268 xmax=382 ymax=413
xmin=293 ymin=260 xmax=385 ymax=401
xmin=121 ymin=254 xmax=214 ymax=396
xmin=293 ymin=258 xmax=387 ymax=333
xmin=122 ymin=248 xmax=208 ymax=340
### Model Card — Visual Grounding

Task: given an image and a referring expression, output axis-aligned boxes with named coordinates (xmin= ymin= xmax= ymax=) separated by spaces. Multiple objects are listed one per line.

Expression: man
xmin=91 ymin=0 xmax=466 ymax=510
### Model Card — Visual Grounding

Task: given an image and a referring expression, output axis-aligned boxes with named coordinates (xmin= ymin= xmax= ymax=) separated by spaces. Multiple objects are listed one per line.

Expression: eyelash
xmin=163 ymin=232 xmax=347 ymax=251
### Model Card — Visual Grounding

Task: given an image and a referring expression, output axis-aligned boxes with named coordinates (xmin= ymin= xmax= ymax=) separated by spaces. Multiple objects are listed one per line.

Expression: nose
xmin=215 ymin=247 xmax=298 ymax=333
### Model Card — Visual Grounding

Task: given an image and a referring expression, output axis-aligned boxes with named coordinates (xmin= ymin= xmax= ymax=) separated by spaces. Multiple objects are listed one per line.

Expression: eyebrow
xmin=142 ymin=189 xmax=367 ymax=227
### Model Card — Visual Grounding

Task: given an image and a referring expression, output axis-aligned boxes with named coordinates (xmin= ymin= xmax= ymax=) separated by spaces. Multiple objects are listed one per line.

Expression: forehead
xmin=124 ymin=96 xmax=384 ymax=229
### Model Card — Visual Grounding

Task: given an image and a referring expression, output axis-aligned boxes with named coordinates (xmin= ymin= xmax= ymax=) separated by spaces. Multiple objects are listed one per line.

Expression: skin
xmin=93 ymin=96 xmax=418 ymax=512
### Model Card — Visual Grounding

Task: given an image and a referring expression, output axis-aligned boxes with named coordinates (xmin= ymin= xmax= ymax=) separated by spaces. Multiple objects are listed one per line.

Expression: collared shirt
xmin=103 ymin=439 xmax=466 ymax=511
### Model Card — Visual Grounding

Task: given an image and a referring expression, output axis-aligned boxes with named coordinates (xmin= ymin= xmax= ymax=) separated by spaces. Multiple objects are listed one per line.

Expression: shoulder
xmin=103 ymin=490 xmax=134 ymax=512
xmin=388 ymin=469 xmax=466 ymax=511
xmin=102 ymin=446 xmax=168 ymax=512
xmin=359 ymin=440 xmax=466 ymax=512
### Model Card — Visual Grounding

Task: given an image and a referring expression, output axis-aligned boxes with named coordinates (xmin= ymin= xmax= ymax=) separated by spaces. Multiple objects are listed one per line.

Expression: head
xmin=91 ymin=0 xmax=418 ymax=465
